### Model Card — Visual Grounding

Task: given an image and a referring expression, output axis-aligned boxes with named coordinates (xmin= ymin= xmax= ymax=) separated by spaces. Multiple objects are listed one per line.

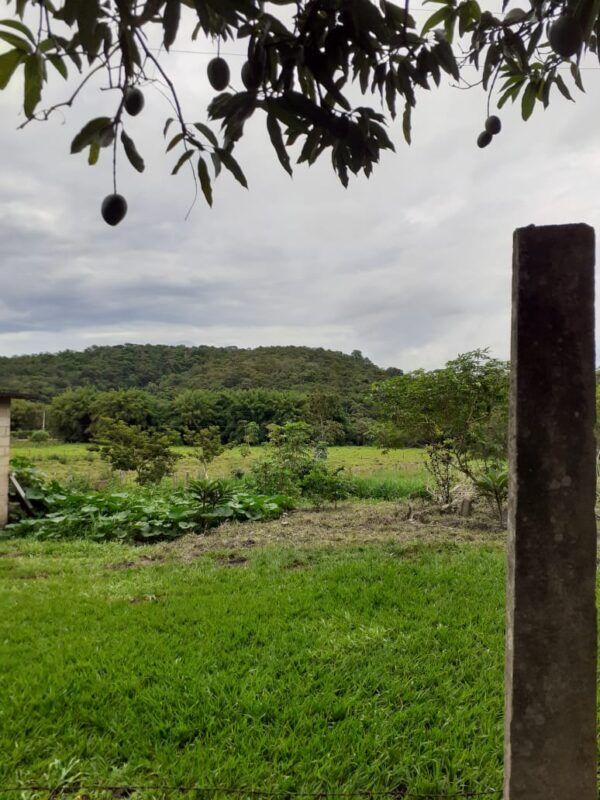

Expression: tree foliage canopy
xmin=0 ymin=0 xmax=594 ymax=212
xmin=372 ymin=348 xmax=509 ymax=455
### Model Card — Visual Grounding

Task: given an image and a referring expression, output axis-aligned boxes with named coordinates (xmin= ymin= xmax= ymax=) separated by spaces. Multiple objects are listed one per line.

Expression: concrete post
xmin=504 ymin=224 xmax=597 ymax=800
xmin=0 ymin=399 xmax=10 ymax=527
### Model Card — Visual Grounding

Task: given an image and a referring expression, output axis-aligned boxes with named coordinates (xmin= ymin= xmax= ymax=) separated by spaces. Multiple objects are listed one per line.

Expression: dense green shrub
xmin=300 ymin=464 xmax=352 ymax=507
xmin=92 ymin=420 xmax=181 ymax=484
xmin=29 ymin=430 xmax=51 ymax=443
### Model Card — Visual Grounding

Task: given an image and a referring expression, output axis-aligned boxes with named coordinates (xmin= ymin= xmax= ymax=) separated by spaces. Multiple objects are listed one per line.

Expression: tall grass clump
xmin=349 ymin=471 xmax=428 ymax=500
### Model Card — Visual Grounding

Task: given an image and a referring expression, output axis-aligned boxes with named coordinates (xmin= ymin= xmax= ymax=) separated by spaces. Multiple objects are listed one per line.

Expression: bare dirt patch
xmin=106 ymin=554 xmax=165 ymax=571
xmin=13 ymin=572 xmax=49 ymax=580
xmin=157 ymin=501 xmax=506 ymax=563
xmin=217 ymin=554 xmax=249 ymax=567
xmin=128 ymin=594 xmax=160 ymax=604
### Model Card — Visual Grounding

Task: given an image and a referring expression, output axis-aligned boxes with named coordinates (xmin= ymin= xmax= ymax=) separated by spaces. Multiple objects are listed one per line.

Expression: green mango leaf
xmin=521 ymin=81 xmax=536 ymax=120
xmin=47 ymin=54 xmax=68 ymax=80
xmin=121 ymin=130 xmax=145 ymax=172
xmin=554 ymin=73 xmax=574 ymax=101
xmin=163 ymin=0 xmax=181 ymax=50
xmin=193 ymin=121 xmax=218 ymax=147
xmin=163 ymin=117 xmax=175 ymax=137
xmin=0 ymin=49 xmax=24 ymax=90
xmin=76 ymin=0 xmax=100 ymax=53
xmin=402 ymin=102 xmax=412 ymax=145
xmin=266 ymin=113 xmax=292 ymax=176
xmin=71 ymin=116 xmax=112 ymax=153
xmin=166 ymin=131 xmax=184 ymax=152
xmin=171 ymin=148 xmax=194 ymax=175
xmin=23 ymin=52 xmax=44 ymax=118
xmin=421 ymin=6 xmax=451 ymax=36
xmin=217 ymin=149 xmax=248 ymax=188
xmin=197 ymin=156 xmax=213 ymax=206
xmin=433 ymin=37 xmax=459 ymax=80
xmin=0 ymin=18 xmax=35 ymax=44
xmin=0 ymin=30 xmax=32 ymax=51
xmin=570 ymin=62 xmax=584 ymax=93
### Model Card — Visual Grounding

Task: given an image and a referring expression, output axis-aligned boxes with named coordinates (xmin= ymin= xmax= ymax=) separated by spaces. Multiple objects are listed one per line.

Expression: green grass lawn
xmin=10 ymin=443 xmax=428 ymax=492
xmin=0 ymin=538 xmax=505 ymax=799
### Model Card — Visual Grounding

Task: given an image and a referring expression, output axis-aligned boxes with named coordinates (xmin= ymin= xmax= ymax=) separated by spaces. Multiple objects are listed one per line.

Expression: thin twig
xmin=17 ymin=48 xmax=119 ymax=130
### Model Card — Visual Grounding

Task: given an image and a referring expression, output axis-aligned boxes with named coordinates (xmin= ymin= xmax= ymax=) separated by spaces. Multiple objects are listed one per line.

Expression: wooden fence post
xmin=504 ymin=224 xmax=597 ymax=799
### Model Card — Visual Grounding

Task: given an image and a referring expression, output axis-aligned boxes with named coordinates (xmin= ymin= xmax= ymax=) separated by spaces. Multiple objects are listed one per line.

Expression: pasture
xmin=10 ymin=443 xmax=428 ymax=497
xmin=1 ymin=525 xmax=505 ymax=799
xmin=2 ymin=444 xmax=511 ymax=799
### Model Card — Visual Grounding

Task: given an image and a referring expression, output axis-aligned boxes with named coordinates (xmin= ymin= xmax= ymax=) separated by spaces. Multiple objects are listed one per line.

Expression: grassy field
xmin=3 ymin=445 xmax=508 ymax=798
xmin=0 ymin=527 xmax=505 ymax=799
xmin=10 ymin=443 xmax=428 ymax=494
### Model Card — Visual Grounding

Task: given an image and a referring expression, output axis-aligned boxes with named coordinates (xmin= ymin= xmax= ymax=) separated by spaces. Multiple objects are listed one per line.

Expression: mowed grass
xmin=10 ymin=443 xmax=428 ymax=492
xmin=0 ymin=539 xmax=505 ymax=798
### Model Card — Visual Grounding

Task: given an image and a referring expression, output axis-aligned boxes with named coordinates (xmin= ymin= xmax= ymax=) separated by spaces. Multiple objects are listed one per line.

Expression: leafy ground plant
xmin=4 ymin=462 xmax=292 ymax=543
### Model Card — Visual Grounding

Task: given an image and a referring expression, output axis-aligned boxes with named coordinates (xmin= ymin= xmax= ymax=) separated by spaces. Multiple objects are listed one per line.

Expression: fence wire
xmin=0 ymin=784 xmax=502 ymax=799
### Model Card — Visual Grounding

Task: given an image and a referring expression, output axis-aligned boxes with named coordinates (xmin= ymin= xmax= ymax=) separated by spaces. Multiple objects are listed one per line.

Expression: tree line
xmin=11 ymin=386 xmax=376 ymax=446
xmin=10 ymin=350 xmax=516 ymax=455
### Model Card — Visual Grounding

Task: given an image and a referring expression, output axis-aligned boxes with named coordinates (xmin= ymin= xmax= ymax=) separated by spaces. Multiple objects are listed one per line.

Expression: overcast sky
xmin=1 ymin=9 xmax=600 ymax=371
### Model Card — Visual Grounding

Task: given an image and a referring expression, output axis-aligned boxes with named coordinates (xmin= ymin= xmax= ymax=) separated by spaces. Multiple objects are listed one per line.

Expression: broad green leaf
xmin=0 ymin=48 xmax=23 ymax=90
xmin=0 ymin=18 xmax=35 ymax=44
xmin=23 ymin=52 xmax=44 ymax=118
xmin=421 ymin=6 xmax=451 ymax=37
xmin=266 ymin=113 xmax=292 ymax=176
xmin=217 ymin=149 xmax=248 ymax=188
xmin=433 ymin=37 xmax=459 ymax=80
xmin=76 ymin=0 xmax=100 ymax=53
xmin=211 ymin=151 xmax=221 ymax=177
xmin=554 ymin=73 xmax=574 ymax=101
xmin=193 ymin=121 xmax=218 ymax=147
xmin=71 ymin=116 xmax=112 ymax=153
xmin=171 ymin=148 xmax=194 ymax=175
xmin=163 ymin=0 xmax=181 ymax=50
xmin=48 ymin=54 xmax=68 ymax=80
xmin=0 ymin=30 xmax=32 ymax=51
xmin=166 ymin=132 xmax=184 ymax=152
xmin=521 ymin=81 xmax=536 ymax=120
xmin=197 ymin=156 xmax=213 ymax=206
xmin=570 ymin=62 xmax=584 ymax=92
xmin=121 ymin=130 xmax=145 ymax=173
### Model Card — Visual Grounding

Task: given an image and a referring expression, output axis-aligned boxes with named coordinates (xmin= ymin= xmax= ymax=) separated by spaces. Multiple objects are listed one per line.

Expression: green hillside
xmin=0 ymin=344 xmax=401 ymax=401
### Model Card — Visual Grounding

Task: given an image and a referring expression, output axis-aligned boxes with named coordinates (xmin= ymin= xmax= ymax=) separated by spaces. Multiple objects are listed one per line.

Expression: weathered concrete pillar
xmin=504 ymin=224 xmax=597 ymax=800
xmin=0 ymin=398 xmax=10 ymax=527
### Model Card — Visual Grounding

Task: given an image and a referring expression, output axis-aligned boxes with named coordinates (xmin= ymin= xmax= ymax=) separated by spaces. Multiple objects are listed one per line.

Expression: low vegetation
xmin=1 ymin=535 xmax=506 ymax=798
xmin=5 ymin=463 xmax=292 ymax=544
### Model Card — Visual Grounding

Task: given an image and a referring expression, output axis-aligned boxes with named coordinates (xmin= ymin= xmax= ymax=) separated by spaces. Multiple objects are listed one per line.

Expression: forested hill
xmin=0 ymin=344 xmax=402 ymax=401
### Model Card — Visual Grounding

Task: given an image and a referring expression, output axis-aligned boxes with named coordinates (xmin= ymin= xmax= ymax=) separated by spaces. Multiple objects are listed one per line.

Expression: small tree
xmin=373 ymin=349 xmax=509 ymax=502
xmin=184 ymin=425 xmax=224 ymax=478
xmin=243 ymin=421 xmax=261 ymax=446
xmin=93 ymin=419 xmax=180 ymax=485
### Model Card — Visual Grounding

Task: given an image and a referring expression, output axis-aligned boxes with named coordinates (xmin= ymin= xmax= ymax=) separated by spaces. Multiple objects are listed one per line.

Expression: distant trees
xmin=1 ymin=344 xmax=392 ymax=399
xmin=48 ymin=388 xmax=97 ymax=442
xmin=10 ymin=399 xmax=47 ymax=433
xmin=42 ymin=385 xmax=375 ymax=445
